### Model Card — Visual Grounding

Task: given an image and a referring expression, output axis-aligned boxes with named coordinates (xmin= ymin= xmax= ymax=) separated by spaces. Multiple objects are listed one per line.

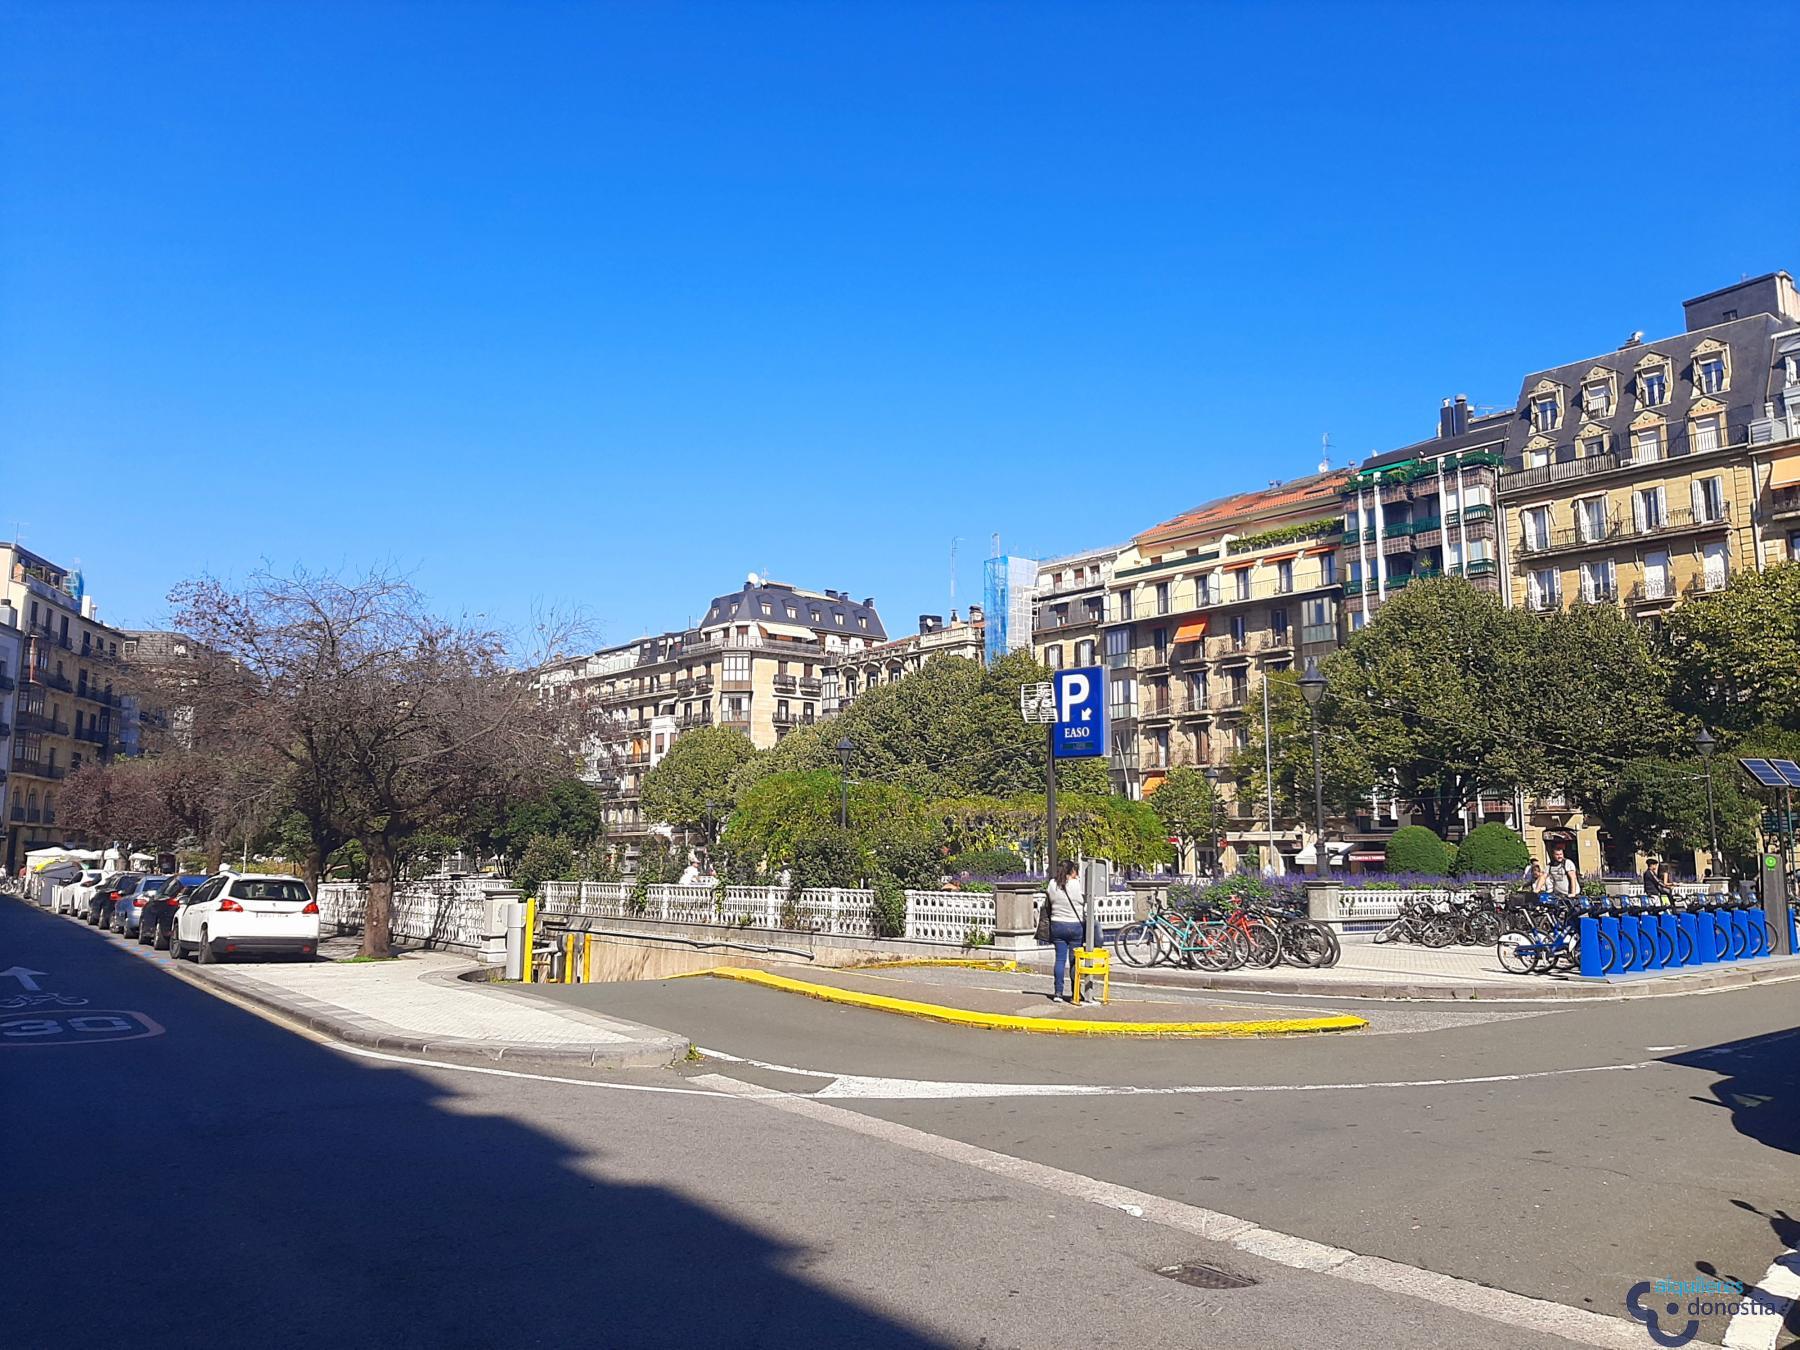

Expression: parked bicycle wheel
xmin=1594 ymin=930 xmax=1616 ymax=973
xmin=1653 ymin=923 xmax=1675 ymax=966
xmin=1281 ymin=921 xmax=1333 ymax=968
xmin=1241 ymin=922 xmax=1283 ymax=969
xmin=1195 ymin=927 xmax=1250 ymax=971
xmin=1115 ymin=921 xmax=1159 ymax=968
xmin=1371 ymin=917 xmax=1403 ymax=945
xmin=1496 ymin=931 xmax=1539 ymax=975
xmin=1464 ymin=909 xmax=1501 ymax=946
xmin=1673 ymin=926 xmax=1694 ymax=966
xmin=1421 ymin=916 xmax=1457 ymax=948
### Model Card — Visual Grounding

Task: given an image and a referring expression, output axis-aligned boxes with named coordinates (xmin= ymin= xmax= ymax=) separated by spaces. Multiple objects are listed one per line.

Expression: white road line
xmin=697 ymin=1044 xmax=1668 ymax=1099
xmin=332 ymin=1043 xmax=760 ymax=1098
xmin=693 ymin=1071 xmax=1688 ymax=1350
xmin=1724 ymin=1247 xmax=1800 ymax=1350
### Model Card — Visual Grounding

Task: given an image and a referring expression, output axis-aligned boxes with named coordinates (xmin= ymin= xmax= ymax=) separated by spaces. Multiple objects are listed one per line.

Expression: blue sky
xmin=4 ymin=2 xmax=1796 ymax=648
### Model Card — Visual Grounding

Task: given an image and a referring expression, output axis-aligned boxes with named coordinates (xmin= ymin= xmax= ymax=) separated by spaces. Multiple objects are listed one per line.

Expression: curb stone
xmin=168 ymin=959 xmax=690 ymax=1070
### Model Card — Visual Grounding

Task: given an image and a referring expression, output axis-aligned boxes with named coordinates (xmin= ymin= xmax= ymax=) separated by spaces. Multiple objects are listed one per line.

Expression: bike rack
xmin=1573 ymin=895 xmax=1794 ymax=978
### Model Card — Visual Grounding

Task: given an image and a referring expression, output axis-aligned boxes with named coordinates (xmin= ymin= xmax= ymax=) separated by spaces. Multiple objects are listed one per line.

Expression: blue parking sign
xmin=1052 ymin=666 xmax=1107 ymax=758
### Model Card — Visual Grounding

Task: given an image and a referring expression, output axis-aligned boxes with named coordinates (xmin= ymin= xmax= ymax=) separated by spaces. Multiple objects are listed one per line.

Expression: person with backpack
xmin=1041 ymin=859 xmax=1085 ymax=1003
xmin=1545 ymin=841 xmax=1580 ymax=899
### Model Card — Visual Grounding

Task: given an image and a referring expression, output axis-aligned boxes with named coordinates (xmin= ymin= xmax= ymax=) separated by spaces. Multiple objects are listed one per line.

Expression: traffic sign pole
xmin=1045 ymin=722 xmax=1057 ymax=887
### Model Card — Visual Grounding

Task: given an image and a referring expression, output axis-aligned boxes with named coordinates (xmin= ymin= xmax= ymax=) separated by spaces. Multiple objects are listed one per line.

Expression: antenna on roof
xmin=949 ymin=537 xmax=959 ymax=610
xmin=747 ymin=571 xmax=761 ymax=586
xmin=1318 ymin=433 xmax=1332 ymax=474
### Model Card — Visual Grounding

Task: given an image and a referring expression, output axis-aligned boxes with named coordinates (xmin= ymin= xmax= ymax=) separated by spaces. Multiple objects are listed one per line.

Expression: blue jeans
xmin=1050 ymin=921 xmax=1084 ymax=996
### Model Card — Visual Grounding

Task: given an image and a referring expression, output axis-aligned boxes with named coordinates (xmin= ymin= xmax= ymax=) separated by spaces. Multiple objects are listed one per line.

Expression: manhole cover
xmin=1155 ymin=1262 xmax=1258 ymax=1290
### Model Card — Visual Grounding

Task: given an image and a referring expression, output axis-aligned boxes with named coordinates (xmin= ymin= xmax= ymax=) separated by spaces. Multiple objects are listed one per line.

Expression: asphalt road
xmin=8 ymin=896 xmax=1796 ymax=1348
xmin=536 ymin=965 xmax=1800 ymax=1347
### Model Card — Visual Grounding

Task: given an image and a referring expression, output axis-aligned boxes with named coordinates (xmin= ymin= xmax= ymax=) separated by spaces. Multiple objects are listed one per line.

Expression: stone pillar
xmin=1303 ymin=880 xmax=1341 ymax=923
xmin=1128 ymin=879 xmax=1165 ymax=920
xmin=992 ymin=881 xmax=1043 ymax=953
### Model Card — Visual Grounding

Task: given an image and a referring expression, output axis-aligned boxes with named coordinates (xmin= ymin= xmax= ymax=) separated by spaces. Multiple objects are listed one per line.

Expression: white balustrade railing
xmin=719 ymin=885 xmax=782 ymax=929
xmin=793 ymin=887 xmax=878 ymax=937
xmin=316 ymin=876 xmax=503 ymax=949
xmin=904 ymin=889 xmax=997 ymax=943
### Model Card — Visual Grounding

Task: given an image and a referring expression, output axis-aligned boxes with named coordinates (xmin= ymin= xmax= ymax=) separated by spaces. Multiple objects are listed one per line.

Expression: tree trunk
xmin=205 ymin=838 xmax=225 ymax=873
xmin=299 ymin=846 xmax=322 ymax=897
xmin=362 ymin=835 xmax=396 ymax=959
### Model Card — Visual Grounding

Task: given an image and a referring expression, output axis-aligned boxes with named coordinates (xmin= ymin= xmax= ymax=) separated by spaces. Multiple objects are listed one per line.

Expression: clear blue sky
xmin=4 ymin=2 xmax=1796 ymax=647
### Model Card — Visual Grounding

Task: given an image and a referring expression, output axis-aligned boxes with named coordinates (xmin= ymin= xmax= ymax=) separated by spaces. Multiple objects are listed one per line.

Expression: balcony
xmin=1140 ymin=701 xmax=1175 ymax=724
xmin=1525 ymin=589 xmax=1564 ymax=613
xmin=31 ymin=670 xmax=73 ymax=693
xmin=1517 ymin=516 xmax=1628 ymax=557
xmin=1300 ymin=622 xmax=1338 ymax=648
xmin=1625 ymin=580 xmax=1678 ymax=608
xmin=1683 ymin=573 xmax=1731 ymax=598
xmin=799 ymin=677 xmax=823 ymax=696
xmin=77 ymin=686 xmax=119 ymax=707
xmin=719 ymin=716 xmax=752 ymax=733
xmin=677 ymin=711 xmax=713 ymax=730
xmin=772 ymin=675 xmax=798 ymax=694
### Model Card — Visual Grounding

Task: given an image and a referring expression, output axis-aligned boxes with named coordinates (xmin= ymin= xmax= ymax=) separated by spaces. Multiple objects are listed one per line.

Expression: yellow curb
xmin=854 ymin=957 xmax=1020 ymax=973
xmin=694 ymin=967 xmax=1368 ymax=1037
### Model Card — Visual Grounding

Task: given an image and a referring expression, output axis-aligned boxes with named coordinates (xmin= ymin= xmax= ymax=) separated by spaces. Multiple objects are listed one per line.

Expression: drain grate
xmin=1155 ymin=1262 xmax=1258 ymax=1290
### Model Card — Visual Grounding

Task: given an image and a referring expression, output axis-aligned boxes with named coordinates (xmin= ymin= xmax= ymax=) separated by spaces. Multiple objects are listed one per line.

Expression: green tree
xmin=1530 ymin=602 xmax=1679 ymax=811
xmin=641 ymin=725 xmax=756 ymax=842
xmin=1662 ymin=562 xmax=1800 ymax=737
xmin=1148 ymin=765 xmax=1224 ymax=863
xmin=1453 ymin=822 xmax=1529 ymax=877
xmin=1230 ymin=670 xmax=1366 ymax=824
xmin=1385 ymin=824 xmax=1451 ymax=875
xmin=476 ymin=777 xmax=604 ymax=858
xmin=1595 ymin=756 xmax=1759 ymax=875
xmin=722 ymin=770 xmax=933 ymax=875
xmin=1322 ymin=578 xmax=1543 ymax=834
xmin=512 ymin=832 xmax=578 ymax=897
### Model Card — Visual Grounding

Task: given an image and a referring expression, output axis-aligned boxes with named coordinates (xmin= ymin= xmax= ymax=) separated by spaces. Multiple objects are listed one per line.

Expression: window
xmin=1581 ymin=433 xmax=1608 ymax=460
xmin=1045 ymin=644 xmax=1063 ymax=670
xmin=1631 ymin=426 xmax=1663 ymax=463
xmin=1104 ymin=626 xmax=1133 ymax=665
xmin=1191 ymin=728 xmax=1210 ymax=764
xmin=1151 ymin=729 xmax=1169 ymax=769
xmin=1195 ymin=576 xmax=1213 ymax=606
xmin=1641 ymin=366 xmax=1669 ymax=407
xmin=1075 ymin=639 xmax=1095 ymax=666
xmin=1319 ymin=553 xmax=1337 ymax=585
xmin=1788 ymin=530 xmax=1800 ymax=562
xmin=1527 ymin=568 xmax=1561 ymax=611
xmin=1525 ymin=445 xmax=1551 ymax=470
xmin=1234 ymin=570 xmax=1250 ymax=601
xmin=1231 ymin=725 xmax=1249 ymax=754
xmin=1521 ymin=505 xmax=1550 ymax=552
xmin=1702 ymin=541 xmax=1729 ymax=591
xmin=857 ymin=615 xmax=868 ymax=630
xmin=1108 ymin=675 xmax=1137 ymax=716
xmin=1148 ymin=678 xmax=1170 ymax=714
xmin=1349 ymin=609 xmax=1367 ymax=632
xmin=1229 ymin=671 xmax=1248 ymax=703
xmin=1276 ymin=560 xmax=1294 ymax=593
xmin=1692 ymin=413 xmax=1722 ymax=454
xmin=1576 ymin=496 xmax=1608 ymax=543
xmin=723 ymin=654 xmax=751 ymax=681
xmin=1632 ymin=486 xmax=1667 ymax=533
xmin=1188 ymin=671 xmax=1209 ymax=705
xmin=1052 ymin=603 xmax=1068 ymax=628
xmin=1692 ymin=476 xmax=1726 ymax=523
xmin=1532 ymin=393 xmax=1561 ymax=432
xmin=1584 ymin=381 xmax=1613 ymax=417
xmin=760 ymin=601 xmax=772 ymax=616
xmin=1155 ymin=582 xmax=1170 ymax=615
xmin=1270 ymin=608 xmax=1289 ymax=641
xmin=1696 ymin=355 xmax=1727 ymax=395
xmin=776 ymin=700 xmax=790 ymax=722
xmin=1118 ymin=591 xmax=1135 ymax=620
xmin=1579 ymin=560 xmax=1616 ymax=603
xmin=1229 ymin=614 xmax=1248 ymax=648
xmin=1152 ymin=626 xmax=1169 ymax=663
xmin=1084 ymin=597 xmax=1102 ymax=622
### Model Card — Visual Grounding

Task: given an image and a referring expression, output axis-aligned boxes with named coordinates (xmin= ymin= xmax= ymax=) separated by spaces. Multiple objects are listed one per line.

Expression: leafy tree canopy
xmin=641 ymin=725 xmax=756 ymax=839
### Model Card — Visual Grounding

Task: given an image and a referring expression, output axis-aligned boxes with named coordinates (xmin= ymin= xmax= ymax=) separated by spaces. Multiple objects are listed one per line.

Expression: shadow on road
xmin=3 ymin=899 xmax=947 ymax=1350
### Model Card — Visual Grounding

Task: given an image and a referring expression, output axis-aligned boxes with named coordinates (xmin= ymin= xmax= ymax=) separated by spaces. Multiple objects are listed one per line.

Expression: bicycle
xmin=1373 ymin=895 xmax=1457 ymax=948
xmin=1115 ymin=906 xmax=1250 ymax=970
xmin=1496 ymin=894 xmax=1584 ymax=974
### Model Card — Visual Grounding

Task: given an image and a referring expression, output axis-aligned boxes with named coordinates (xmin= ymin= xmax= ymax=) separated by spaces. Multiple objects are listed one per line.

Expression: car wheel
xmin=169 ymin=927 xmax=186 ymax=961
xmin=153 ymin=921 xmax=171 ymax=952
xmin=197 ymin=928 xmax=216 ymax=965
xmin=137 ymin=922 xmax=154 ymax=945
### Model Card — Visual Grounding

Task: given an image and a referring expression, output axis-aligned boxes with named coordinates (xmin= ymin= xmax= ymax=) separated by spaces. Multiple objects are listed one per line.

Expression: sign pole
xmin=1046 ymin=721 xmax=1058 ymax=884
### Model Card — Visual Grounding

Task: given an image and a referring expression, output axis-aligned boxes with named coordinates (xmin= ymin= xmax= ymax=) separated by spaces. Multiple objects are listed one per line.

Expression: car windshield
xmin=137 ymin=875 xmax=171 ymax=894
xmin=231 ymin=880 xmax=311 ymax=903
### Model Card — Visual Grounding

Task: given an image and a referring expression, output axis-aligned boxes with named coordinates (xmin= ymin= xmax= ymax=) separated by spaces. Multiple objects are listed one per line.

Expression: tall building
xmin=1338 ymin=396 xmax=1509 ymax=626
xmin=1498 ymin=272 xmax=1800 ymax=619
xmin=824 ymin=608 xmax=984 ymax=714
xmin=537 ymin=578 xmax=884 ymax=837
xmin=1029 ymin=544 xmax=1121 ymax=676
xmin=0 ymin=607 xmax=20 ymax=868
xmin=1100 ymin=471 xmax=1347 ymax=871
xmin=0 ymin=544 xmax=136 ymax=869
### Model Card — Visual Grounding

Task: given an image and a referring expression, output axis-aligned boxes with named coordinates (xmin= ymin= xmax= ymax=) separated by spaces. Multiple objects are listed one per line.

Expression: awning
xmin=1349 ymin=850 xmax=1386 ymax=863
xmin=758 ymin=620 xmax=820 ymax=641
xmin=1303 ymin=544 xmax=1338 ymax=556
xmin=1141 ymin=772 xmax=1167 ymax=794
xmin=1223 ymin=559 xmax=1256 ymax=571
xmin=1768 ymin=452 xmax=1800 ymax=489
xmin=1173 ymin=618 xmax=1208 ymax=643
xmin=1294 ymin=841 xmax=1353 ymax=866
xmin=1260 ymin=550 xmax=1300 ymax=565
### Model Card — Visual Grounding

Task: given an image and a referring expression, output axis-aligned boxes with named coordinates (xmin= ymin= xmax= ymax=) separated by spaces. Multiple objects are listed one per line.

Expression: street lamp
xmin=1695 ymin=727 xmax=1721 ymax=880
xmin=836 ymin=735 xmax=854 ymax=830
xmin=1300 ymin=659 xmax=1329 ymax=877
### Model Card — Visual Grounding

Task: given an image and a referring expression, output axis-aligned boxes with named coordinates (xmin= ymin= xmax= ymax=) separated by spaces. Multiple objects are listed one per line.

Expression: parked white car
xmin=55 ymin=870 xmax=105 ymax=916
xmin=170 ymin=872 xmax=320 ymax=964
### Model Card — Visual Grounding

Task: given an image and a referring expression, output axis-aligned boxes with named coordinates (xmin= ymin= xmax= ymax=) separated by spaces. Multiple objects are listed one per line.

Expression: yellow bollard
xmin=583 ymin=933 xmax=593 ymax=984
xmin=522 ymin=898 xmax=537 ymax=984
xmin=1071 ymin=947 xmax=1111 ymax=1006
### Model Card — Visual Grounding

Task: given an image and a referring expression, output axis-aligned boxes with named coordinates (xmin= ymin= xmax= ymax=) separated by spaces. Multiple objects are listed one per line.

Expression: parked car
xmin=88 ymin=872 xmax=142 ymax=927
xmin=55 ymin=869 xmax=104 ymax=916
xmin=170 ymin=872 xmax=319 ymax=964
xmin=110 ymin=875 xmax=171 ymax=936
xmin=136 ymin=875 xmax=211 ymax=950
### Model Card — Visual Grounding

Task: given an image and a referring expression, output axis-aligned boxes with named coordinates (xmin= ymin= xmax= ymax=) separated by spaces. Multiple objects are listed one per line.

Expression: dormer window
xmin=1696 ymin=354 xmax=1727 ymax=395
xmin=1583 ymin=380 xmax=1614 ymax=417
xmin=1531 ymin=392 xmax=1562 ymax=432
xmin=1639 ymin=362 xmax=1670 ymax=407
xmin=1580 ymin=431 xmax=1609 ymax=460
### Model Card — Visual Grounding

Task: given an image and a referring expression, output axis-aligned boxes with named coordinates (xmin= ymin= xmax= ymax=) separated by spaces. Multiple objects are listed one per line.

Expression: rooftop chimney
xmin=862 ymin=597 xmax=874 ymax=609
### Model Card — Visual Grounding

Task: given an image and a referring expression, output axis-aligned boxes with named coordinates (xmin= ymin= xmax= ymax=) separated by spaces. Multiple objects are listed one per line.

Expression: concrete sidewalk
xmin=176 ymin=947 xmax=689 ymax=1068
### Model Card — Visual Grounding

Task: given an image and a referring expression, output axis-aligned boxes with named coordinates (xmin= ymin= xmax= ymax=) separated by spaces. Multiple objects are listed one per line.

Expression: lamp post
xmin=1695 ymin=728 xmax=1720 ymax=880
xmin=1300 ymin=659 xmax=1329 ymax=877
xmin=836 ymin=735 xmax=854 ymax=830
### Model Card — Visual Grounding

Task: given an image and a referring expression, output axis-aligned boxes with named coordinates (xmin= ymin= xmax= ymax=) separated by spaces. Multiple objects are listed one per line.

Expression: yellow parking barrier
xmin=1071 ymin=947 xmax=1111 ymax=1005
xmin=583 ymin=933 xmax=593 ymax=984
xmin=522 ymin=898 xmax=537 ymax=984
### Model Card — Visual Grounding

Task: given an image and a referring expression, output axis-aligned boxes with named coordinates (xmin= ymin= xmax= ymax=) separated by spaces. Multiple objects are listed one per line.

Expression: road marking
xmin=694 ymin=1071 xmax=1676 ymax=1350
xmin=696 ymin=1044 xmax=1668 ymax=1100
xmin=0 ymin=966 xmax=49 ymax=990
xmin=1645 ymin=1044 xmax=1687 ymax=1052
xmin=693 ymin=966 xmax=1368 ymax=1036
xmin=1724 ymin=1246 xmax=1800 ymax=1349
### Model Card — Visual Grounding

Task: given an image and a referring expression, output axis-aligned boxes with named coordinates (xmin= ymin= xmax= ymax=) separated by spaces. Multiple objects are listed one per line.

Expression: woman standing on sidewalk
xmin=1044 ymin=860 xmax=1084 ymax=1002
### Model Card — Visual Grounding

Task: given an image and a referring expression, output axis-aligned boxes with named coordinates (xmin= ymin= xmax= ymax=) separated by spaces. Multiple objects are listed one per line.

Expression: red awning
xmin=1173 ymin=618 xmax=1208 ymax=643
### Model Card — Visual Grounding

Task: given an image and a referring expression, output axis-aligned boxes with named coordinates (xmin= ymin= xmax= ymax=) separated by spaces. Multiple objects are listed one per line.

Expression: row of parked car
xmin=46 ymin=867 xmax=323 ymax=962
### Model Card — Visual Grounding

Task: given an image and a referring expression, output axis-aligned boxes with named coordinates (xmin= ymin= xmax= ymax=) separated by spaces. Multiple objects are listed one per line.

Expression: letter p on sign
xmin=1058 ymin=673 xmax=1090 ymax=723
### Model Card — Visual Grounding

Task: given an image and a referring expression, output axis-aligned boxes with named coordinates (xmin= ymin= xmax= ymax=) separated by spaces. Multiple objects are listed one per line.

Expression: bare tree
xmin=174 ymin=568 xmax=572 ymax=956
